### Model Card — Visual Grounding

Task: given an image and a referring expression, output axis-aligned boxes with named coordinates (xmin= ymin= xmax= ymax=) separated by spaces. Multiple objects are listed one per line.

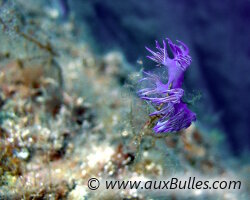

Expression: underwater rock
xmin=0 ymin=1 xmax=249 ymax=200
xmin=71 ymin=0 xmax=250 ymax=152
xmin=0 ymin=57 xmax=63 ymax=116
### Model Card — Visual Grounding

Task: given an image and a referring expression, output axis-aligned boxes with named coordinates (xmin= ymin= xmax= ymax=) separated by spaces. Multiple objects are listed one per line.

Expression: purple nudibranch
xmin=138 ymin=38 xmax=196 ymax=133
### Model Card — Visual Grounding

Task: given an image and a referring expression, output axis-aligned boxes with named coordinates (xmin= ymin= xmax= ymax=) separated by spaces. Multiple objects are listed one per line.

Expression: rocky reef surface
xmin=72 ymin=0 xmax=250 ymax=152
xmin=0 ymin=1 xmax=249 ymax=199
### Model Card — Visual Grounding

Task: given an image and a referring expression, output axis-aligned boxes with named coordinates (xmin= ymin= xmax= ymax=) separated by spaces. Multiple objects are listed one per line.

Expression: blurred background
xmin=60 ymin=0 xmax=250 ymax=154
xmin=0 ymin=0 xmax=249 ymax=198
